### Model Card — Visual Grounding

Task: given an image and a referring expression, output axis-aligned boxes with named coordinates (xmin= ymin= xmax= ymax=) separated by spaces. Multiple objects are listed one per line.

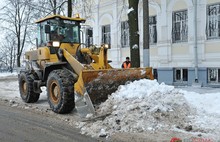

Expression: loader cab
xmin=36 ymin=15 xmax=85 ymax=47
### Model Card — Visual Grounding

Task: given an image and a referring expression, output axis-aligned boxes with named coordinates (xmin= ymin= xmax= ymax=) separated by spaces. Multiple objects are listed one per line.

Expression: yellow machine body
xmin=21 ymin=15 xmax=153 ymax=113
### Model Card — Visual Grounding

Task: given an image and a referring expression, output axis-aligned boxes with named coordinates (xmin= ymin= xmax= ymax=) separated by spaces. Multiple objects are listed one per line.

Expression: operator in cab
xmin=121 ymin=57 xmax=131 ymax=68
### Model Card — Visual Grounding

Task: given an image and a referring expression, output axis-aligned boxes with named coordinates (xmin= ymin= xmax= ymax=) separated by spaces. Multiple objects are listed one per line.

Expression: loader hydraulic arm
xmin=62 ymin=48 xmax=84 ymax=75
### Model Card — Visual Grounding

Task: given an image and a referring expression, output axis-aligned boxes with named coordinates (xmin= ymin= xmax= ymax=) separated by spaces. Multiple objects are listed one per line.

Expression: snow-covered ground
xmin=0 ymin=72 xmax=48 ymax=107
xmin=1 ymin=72 xmax=220 ymax=141
xmin=0 ymin=72 xmax=17 ymax=77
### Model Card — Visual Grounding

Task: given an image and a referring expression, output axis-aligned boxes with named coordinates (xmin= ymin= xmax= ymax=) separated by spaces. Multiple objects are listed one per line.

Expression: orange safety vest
xmin=123 ymin=62 xmax=131 ymax=68
xmin=170 ymin=137 xmax=181 ymax=142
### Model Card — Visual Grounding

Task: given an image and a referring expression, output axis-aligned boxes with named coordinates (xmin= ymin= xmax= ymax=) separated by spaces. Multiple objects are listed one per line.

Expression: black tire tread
xmin=47 ymin=69 xmax=75 ymax=114
xmin=19 ymin=72 xmax=40 ymax=103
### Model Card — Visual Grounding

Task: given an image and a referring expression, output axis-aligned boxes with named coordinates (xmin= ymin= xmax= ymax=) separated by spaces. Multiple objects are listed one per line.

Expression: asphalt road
xmin=0 ymin=103 xmax=98 ymax=142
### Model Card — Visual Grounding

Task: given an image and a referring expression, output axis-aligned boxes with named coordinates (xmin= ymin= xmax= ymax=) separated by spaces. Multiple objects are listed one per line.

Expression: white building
xmin=74 ymin=0 xmax=220 ymax=86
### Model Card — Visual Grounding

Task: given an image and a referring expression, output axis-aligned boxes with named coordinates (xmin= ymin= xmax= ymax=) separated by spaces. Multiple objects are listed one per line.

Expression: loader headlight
xmin=75 ymin=13 xmax=80 ymax=18
xmin=52 ymin=41 xmax=60 ymax=47
xmin=103 ymin=44 xmax=110 ymax=49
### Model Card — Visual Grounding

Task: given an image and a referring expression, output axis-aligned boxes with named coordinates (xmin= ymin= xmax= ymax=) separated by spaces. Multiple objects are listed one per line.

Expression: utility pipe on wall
xmin=194 ymin=0 xmax=198 ymax=83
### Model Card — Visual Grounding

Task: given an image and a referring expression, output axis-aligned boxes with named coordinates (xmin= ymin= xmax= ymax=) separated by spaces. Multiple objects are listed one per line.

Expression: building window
xmin=121 ymin=21 xmax=129 ymax=47
xmin=153 ymin=69 xmax=158 ymax=80
xmin=86 ymin=28 xmax=93 ymax=47
xmin=207 ymin=3 xmax=220 ymax=39
xmin=208 ymin=68 xmax=220 ymax=83
xmin=102 ymin=25 xmax=111 ymax=44
xmin=174 ymin=68 xmax=188 ymax=82
xmin=149 ymin=16 xmax=157 ymax=44
xmin=172 ymin=10 xmax=188 ymax=43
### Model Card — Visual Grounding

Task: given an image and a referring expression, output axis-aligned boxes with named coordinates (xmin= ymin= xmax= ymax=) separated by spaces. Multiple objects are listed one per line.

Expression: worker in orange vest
xmin=122 ymin=57 xmax=131 ymax=68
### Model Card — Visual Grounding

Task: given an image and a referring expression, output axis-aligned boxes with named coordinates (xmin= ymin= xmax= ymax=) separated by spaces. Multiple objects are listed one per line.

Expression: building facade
xmin=74 ymin=0 xmax=220 ymax=86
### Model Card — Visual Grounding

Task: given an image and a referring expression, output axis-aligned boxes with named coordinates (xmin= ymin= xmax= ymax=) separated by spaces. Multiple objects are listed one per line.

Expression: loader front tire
xmin=47 ymin=69 xmax=75 ymax=114
xmin=18 ymin=72 xmax=40 ymax=103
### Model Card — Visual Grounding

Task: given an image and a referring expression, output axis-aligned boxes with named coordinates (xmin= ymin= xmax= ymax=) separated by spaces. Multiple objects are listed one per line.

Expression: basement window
xmin=153 ymin=69 xmax=158 ymax=80
xmin=208 ymin=68 xmax=220 ymax=83
xmin=174 ymin=68 xmax=188 ymax=82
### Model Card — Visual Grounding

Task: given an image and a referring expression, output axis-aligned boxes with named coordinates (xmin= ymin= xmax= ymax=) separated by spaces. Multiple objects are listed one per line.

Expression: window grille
xmin=172 ymin=10 xmax=188 ymax=43
xmin=102 ymin=25 xmax=111 ymax=44
xmin=207 ymin=4 xmax=220 ymax=39
xmin=208 ymin=68 xmax=220 ymax=83
xmin=86 ymin=28 xmax=93 ymax=46
xmin=174 ymin=68 xmax=188 ymax=82
xmin=149 ymin=16 xmax=157 ymax=44
xmin=121 ymin=21 xmax=129 ymax=47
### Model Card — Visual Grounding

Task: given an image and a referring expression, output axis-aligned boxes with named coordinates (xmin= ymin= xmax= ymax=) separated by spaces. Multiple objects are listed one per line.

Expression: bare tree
xmin=0 ymin=0 xmax=36 ymax=67
xmin=0 ymin=46 xmax=8 ymax=72
xmin=6 ymin=35 xmax=16 ymax=72
xmin=73 ymin=0 xmax=94 ymax=19
xmin=128 ymin=0 xmax=140 ymax=67
xmin=0 ymin=0 xmax=76 ymax=69
xmin=51 ymin=0 xmax=57 ymax=14
xmin=0 ymin=34 xmax=16 ymax=72
xmin=30 ymin=0 xmax=67 ymax=17
xmin=47 ymin=0 xmax=67 ymax=15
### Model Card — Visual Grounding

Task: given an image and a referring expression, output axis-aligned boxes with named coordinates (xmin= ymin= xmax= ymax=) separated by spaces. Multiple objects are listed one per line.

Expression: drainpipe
xmin=194 ymin=0 xmax=198 ymax=83
xmin=98 ymin=0 xmax=100 ymax=43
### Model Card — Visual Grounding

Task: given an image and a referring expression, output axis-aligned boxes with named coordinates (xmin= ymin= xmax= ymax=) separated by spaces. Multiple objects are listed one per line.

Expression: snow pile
xmin=76 ymin=79 xmax=195 ymax=137
xmin=0 ymin=72 xmax=17 ymax=78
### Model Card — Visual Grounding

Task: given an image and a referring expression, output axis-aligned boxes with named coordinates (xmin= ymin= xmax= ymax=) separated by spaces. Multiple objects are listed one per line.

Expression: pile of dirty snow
xmin=76 ymin=79 xmax=195 ymax=137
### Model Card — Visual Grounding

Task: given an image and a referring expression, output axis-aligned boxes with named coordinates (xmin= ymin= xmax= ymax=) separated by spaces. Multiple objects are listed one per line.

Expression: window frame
xmin=149 ymin=15 xmax=157 ymax=44
xmin=172 ymin=10 xmax=188 ymax=43
xmin=101 ymin=25 xmax=111 ymax=44
xmin=206 ymin=3 xmax=220 ymax=40
xmin=85 ymin=28 xmax=93 ymax=47
xmin=174 ymin=68 xmax=188 ymax=82
xmin=207 ymin=68 xmax=220 ymax=83
xmin=121 ymin=21 xmax=129 ymax=48
xmin=38 ymin=22 xmax=49 ymax=47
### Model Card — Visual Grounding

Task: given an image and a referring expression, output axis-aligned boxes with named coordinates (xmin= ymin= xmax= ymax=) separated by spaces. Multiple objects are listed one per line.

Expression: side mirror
xmin=45 ymin=24 xmax=50 ymax=33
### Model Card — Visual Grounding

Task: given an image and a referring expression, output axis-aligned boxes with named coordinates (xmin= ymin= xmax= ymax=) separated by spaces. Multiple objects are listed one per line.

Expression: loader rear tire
xmin=47 ymin=69 xmax=75 ymax=114
xmin=18 ymin=72 xmax=40 ymax=103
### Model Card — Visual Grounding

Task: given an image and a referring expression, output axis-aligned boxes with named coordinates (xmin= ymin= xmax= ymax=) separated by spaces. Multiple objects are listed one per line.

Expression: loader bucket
xmin=74 ymin=68 xmax=153 ymax=104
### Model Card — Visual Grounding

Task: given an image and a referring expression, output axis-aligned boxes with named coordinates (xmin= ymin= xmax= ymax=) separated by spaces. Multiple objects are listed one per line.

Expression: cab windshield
xmin=50 ymin=19 xmax=80 ymax=43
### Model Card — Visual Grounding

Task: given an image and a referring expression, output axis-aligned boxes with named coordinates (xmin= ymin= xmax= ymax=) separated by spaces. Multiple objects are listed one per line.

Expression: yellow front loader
xmin=18 ymin=15 xmax=153 ymax=114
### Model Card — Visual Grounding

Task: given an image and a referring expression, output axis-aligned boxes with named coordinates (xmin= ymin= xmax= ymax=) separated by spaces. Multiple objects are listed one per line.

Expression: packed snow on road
xmin=1 ymin=72 xmax=220 ymax=141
